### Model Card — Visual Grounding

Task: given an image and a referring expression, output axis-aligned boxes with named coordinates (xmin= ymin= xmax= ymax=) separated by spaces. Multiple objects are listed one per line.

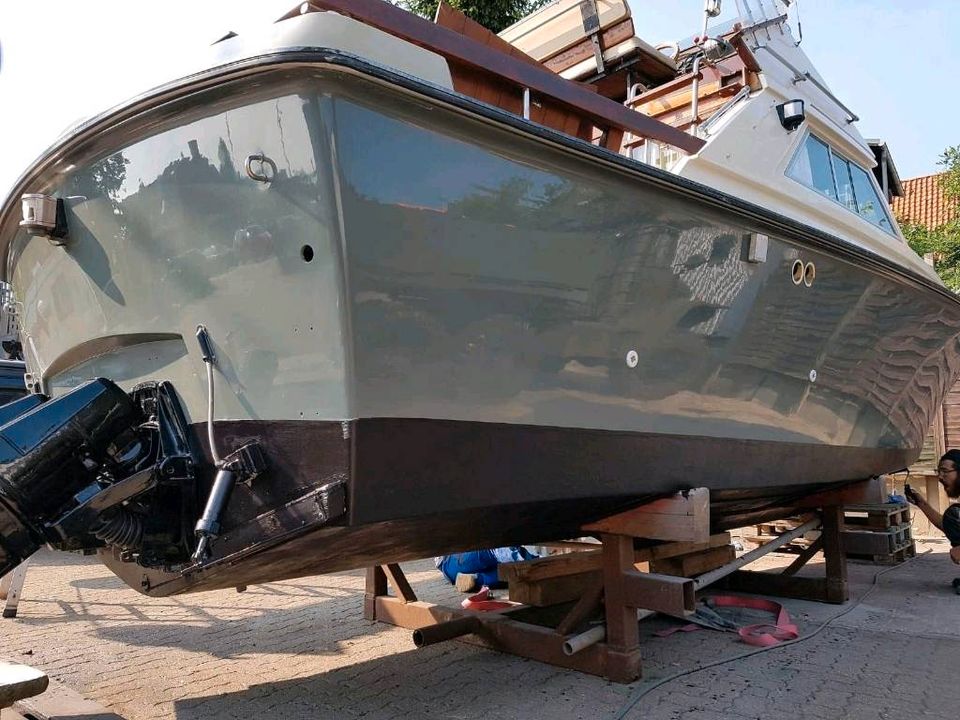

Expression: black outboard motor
xmin=0 ymin=378 xmax=195 ymax=576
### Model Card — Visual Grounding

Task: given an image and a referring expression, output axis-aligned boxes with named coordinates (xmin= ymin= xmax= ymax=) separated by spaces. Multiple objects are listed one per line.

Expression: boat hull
xmin=2 ymin=57 xmax=958 ymax=594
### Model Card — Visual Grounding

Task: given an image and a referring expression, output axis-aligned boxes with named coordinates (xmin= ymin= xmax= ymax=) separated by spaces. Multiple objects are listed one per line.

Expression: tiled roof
xmin=890 ymin=173 xmax=957 ymax=228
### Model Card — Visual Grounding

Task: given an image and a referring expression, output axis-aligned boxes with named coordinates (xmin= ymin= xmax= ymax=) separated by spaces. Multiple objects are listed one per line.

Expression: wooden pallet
xmin=746 ymin=515 xmax=817 ymax=554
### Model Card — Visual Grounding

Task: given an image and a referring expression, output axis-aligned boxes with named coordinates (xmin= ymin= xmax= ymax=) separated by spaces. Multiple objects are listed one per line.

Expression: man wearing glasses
xmin=906 ymin=450 xmax=960 ymax=589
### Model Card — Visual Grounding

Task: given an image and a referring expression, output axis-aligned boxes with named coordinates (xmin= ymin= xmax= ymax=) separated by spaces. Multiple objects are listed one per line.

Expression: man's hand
xmin=904 ymin=484 xmax=921 ymax=505
xmin=950 ymin=546 xmax=960 ymax=565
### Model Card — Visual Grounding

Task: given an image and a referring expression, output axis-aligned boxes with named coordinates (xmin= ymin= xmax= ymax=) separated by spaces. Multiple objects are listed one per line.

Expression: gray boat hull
xmin=2 ymin=58 xmax=959 ymax=594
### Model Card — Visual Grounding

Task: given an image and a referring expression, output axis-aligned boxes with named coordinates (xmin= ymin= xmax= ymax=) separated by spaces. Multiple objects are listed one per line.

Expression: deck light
xmin=777 ymin=99 xmax=806 ymax=132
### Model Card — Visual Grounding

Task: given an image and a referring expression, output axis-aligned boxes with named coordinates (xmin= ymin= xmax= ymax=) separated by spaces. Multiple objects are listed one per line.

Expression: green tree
xmin=900 ymin=146 xmax=960 ymax=291
xmin=401 ymin=0 xmax=548 ymax=33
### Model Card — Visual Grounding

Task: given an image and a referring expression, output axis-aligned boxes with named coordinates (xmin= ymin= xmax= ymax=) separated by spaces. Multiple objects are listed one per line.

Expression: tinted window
xmin=831 ymin=154 xmax=857 ymax=212
xmin=788 ymin=135 xmax=836 ymax=200
xmin=850 ymin=164 xmax=893 ymax=232
xmin=787 ymin=133 xmax=896 ymax=236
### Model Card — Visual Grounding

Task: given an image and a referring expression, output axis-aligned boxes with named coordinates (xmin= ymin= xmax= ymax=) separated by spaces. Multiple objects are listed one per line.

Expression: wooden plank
xmin=500 ymin=532 xmax=731 ymax=584
xmin=636 ymin=79 xmax=724 ymax=115
xmin=500 ymin=549 xmax=604 ymax=583
xmin=582 ymin=488 xmax=709 ymax=542
xmin=729 ymin=30 xmax=762 ymax=72
xmin=437 ymin=2 xmax=542 ymax=69
xmin=719 ymin=570 xmax=828 ymax=603
xmin=650 ymin=545 xmax=735 ymax=577
xmin=373 ymin=596 xmax=617 ymax=680
xmin=509 ymin=571 xmax=602 ymax=606
xmin=302 ymin=0 xmax=705 ymax=154
xmin=793 ymin=478 xmax=886 ymax=509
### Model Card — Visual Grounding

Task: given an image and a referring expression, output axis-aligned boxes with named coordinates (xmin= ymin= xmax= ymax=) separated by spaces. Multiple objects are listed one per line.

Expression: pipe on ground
xmin=412 ymin=616 xmax=481 ymax=648
xmin=562 ymin=625 xmax=605 ymax=656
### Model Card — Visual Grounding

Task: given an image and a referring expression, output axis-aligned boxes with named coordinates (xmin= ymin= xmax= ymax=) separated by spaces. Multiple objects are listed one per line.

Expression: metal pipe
xmin=412 ymin=616 xmax=480 ymax=647
xmin=693 ymin=516 xmax=821 ymax=590
xmin=563 ymin=625 xmax=605 ymax=656
xmin=699 ymin=86 xmax=751 ymax=135
xmin=690 ymin=55 xmax=703 ymax=137
xmin=754 ymin=45 xmax=859 ymax=122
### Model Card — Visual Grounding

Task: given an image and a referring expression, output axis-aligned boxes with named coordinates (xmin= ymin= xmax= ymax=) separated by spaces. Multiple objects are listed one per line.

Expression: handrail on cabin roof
xmin=290 ymin=0 xmax=706 ymax=155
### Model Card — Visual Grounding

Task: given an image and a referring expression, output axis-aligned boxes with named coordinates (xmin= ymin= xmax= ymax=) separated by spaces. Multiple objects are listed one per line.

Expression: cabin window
xmin=787 ymin=133 xmax=896 ymax=235
xmin=831 ymin=154 xmax=857 ymax=213
xmin=788 ymin=135 xmax=836 ymax=200
xmin=849 ymin=164 xmax=893 ymax=233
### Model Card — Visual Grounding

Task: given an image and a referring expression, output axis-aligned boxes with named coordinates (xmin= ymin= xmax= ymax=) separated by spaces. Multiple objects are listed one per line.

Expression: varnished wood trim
xmin=299 ymin=0 xmax=705 ymax=154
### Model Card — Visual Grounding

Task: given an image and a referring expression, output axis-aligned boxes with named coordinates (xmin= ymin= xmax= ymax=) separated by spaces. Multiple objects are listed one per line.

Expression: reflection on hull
xmin=2 ymin=65 xmax=960 ymax=595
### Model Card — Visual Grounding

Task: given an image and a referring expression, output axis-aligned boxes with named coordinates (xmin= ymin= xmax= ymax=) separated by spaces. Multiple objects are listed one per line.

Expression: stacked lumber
xmin=500 ymin=533 xmax=733 ymax=606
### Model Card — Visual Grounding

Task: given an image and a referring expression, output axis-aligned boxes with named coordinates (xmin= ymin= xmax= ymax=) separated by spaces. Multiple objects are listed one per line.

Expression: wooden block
xmin=508 ymin=571 xmax=602 ymax=606
xmin=651 ymin=545 xmax=735 ymax=577
xmin=794 ymin=478 xmax=886 ymax=508
xmin=718 ymin=571 xmax=833 ymax=603
xmin=499 ymin=532 xmax=730 ymax=584
xmin=500 ymin=549 xmax=604 ymax=584
xmin=582 ymin=488 xmax=709 ymax=542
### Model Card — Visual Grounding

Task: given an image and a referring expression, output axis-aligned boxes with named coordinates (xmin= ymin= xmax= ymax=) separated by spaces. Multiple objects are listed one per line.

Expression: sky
xmin=0 ymin=0 xmax=957 ymax=201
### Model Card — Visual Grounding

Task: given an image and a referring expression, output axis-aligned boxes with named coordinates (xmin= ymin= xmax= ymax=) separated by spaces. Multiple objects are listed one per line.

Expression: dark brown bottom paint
xmin=100 ymin=418 xmax=912 ymax=596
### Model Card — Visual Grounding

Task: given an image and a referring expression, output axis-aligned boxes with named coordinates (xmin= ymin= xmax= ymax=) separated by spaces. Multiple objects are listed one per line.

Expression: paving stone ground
xmin=1 ymin=541 xmax=959 ymax=720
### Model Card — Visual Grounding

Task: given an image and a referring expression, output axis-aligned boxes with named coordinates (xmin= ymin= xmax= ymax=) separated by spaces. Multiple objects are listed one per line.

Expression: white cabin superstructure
xmin=498 ymin=0 xmax=935 ymax=282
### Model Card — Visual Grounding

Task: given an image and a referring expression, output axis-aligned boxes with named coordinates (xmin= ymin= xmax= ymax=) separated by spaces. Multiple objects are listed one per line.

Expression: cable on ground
xmin=610 ymin=548 xmax=932 ymax=720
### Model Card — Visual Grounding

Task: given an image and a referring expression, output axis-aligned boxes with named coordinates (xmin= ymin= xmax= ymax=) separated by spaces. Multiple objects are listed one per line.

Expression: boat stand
xmin=365 ymin=481 xmax=878 ymax=683
xmin=0 ymin=560 xmax=29 ymax=619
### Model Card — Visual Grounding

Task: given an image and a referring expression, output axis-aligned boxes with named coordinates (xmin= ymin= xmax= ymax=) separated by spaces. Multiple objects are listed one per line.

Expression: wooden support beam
xmin=508 ymin=571 xmax=601 ymax=606
xmin=383 ymin=563 xmax=418 ymax=603
xmin=821 ymin=506 xmax=848 ymax=604
xmin=582 ymin=488 xmax=710 ymax=542
xmin=620 ymin=569 xmax=695 ymax=616
xmin=364 ymin=566 xmax=387 ymax=620
xmin=794 ymin=478 xmax=885 ymax=509
xmin=297 ymin=0 xmax=705 ymax=154
xmin=718 ymin=571 xmax=829 ymax=603
xmin=651 ymin=545 xmax=736 ymax=578
xmin=601 ymin=534 xmax=641 ymax=683
xmin=556 ymin=583 xmax=605 ymax=637
xmin=374 ymin=595 xmax=614 ymax=678
xmin=782 ymin=537 xmax=823 ymax=577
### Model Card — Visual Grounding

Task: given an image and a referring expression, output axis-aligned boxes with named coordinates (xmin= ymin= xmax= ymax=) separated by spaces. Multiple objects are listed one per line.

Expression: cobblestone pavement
xmin=1 ymin=542 xmax=958 ymax=720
